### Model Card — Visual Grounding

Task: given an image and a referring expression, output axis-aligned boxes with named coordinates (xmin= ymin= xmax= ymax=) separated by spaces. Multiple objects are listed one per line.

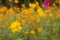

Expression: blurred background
xmin=0 ymin=0 xmax=60 ymax=40
xmin=0 ymin=0 xmax=59 ymax=8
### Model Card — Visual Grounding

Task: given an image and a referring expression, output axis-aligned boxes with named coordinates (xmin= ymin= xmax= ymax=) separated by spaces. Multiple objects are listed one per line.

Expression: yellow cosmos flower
xmin=29 ymin=3 xmax=36 ymax=8
xmin=22 ymin=9 xmax=28 ymax=14
xmin=10 ymin=21 xmax=22 ymax=33
xmin=30 ymin=30 xmax=35 ymax=35
xmin=35 ymin=2 xmax=40 ymax=7
xmin=37 ymin=7 xmax=46 ymax=18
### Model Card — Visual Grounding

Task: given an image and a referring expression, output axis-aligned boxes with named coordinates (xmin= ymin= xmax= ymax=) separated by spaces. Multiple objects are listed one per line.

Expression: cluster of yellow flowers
xmin=0 ymin=1 xmax=60 ymax=34
xmin=6 ymin=2 xmax=45 ymax=33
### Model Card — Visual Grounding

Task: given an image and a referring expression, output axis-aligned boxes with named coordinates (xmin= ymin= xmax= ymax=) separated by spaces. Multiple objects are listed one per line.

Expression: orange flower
xmin=47 ymin=7 xmax=53 ymax=13
xmin=29 ymin=16 xmax=34 ymax=24
xmin=14 ymin=7 xmax=20 ymax=11
xmin=52 ymin=28 xmax=56 ymax=33
xmin=38 ymin=27 xmax=43 ymax=32
xmin=14 ymin=0 xmax=19 ymax=3
xmin=3 ymin=8 xmax=15 ymax=20
xmin=56 ymin=9 xmax=60 ymax=18
xmin=23 ymin=9 xmax=28 ymax=14
xmin=27 ymin=8 xmax=34 ymax=15
xmin=6 ymin=8 xmax=15 ymax=15
xmin=21 ymin=4 xmax=25 ymax=8
xmin=21 ymin=19 xmax=26 ymax=26
xmin=56 ymin=15 xmax=60 ymax=18
xmin=0 ymin=6 xmax=7 ymax=12
xmin=30 ymin=30 xmax=35 ymax=35
xmin=36 ymin=18 xmax=40 ymax=23
xmin=8 ymin=0 xmax=12 ymax=2
xmin=56 ymin=0 xmax=60 ymax=5
xmin=58 ymin=0 xmax=60 ymax=5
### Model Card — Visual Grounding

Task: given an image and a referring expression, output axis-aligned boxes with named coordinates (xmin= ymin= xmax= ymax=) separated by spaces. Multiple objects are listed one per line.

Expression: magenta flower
xmin=44 ymin=0 xmax=52 ymax=9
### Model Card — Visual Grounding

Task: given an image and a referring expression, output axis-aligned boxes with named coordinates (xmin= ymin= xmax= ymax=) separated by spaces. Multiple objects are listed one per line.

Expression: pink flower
xmin=44 ymin=0 xmax=52 ymax=9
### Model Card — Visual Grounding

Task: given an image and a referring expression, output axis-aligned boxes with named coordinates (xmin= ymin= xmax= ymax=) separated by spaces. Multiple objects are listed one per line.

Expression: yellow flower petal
xmin=10 ymin=21 xmax=22 ymax=33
